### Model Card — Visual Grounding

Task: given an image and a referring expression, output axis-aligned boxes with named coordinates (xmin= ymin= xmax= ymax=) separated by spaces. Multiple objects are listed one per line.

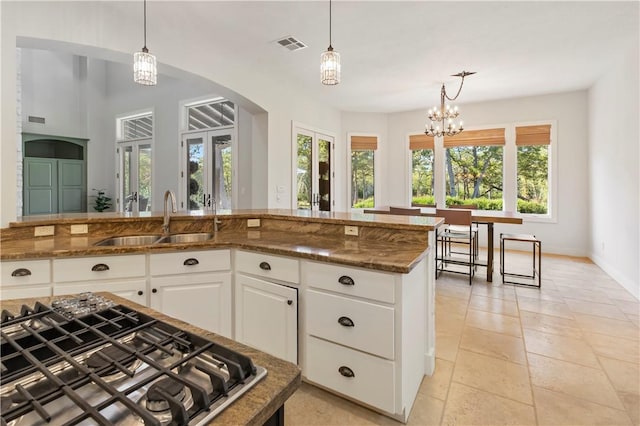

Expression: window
xmin=444 ymin=128 xmax=505 ymax=210
xmin=180 ymin=98 xmax=236 ymax=211
xmin=116 ymin=112 xmax=153 ymax=213
xmin=185 ymin=99 xmax=235 ymax=130
xmin=350 ymin=135 xmax=377 ymax=208
xmin=294 ymin=128 xmax=333 ymax=211
xmin=516 ymin=125 xmax=550 ymax=214
xmin=409 ymin=134 xmax=435 ymax=206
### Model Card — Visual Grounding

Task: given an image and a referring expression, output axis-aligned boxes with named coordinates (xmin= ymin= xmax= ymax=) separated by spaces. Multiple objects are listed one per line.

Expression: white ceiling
xmin=123 ymin=1 xmax=639 ymax=113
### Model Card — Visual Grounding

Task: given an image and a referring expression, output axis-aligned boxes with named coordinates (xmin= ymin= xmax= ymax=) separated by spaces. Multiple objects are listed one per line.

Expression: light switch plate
xmin=344 ymin=225 xmax=359 ymax=236
xmin=34 ymin=225 xmax=55 ymax=237
xmin=247 ymin=219 xmax=261 ymax=228
xmin=70 ymin=224 xmax=88 ymax=234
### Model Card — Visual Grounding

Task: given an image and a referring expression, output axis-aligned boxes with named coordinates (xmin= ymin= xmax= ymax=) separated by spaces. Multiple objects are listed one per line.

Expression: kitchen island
xmin=0 ymin=210 xmax=442 ymax=423
xmin=0 ymin=292 xmax=301 ymax=425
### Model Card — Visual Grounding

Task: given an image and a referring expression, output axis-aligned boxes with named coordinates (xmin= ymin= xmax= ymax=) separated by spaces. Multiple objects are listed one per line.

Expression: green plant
xmin=92 ymin=188 xmax=112 ymax=212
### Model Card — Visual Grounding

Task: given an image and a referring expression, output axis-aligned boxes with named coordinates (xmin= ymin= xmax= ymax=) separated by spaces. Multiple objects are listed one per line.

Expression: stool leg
xmin=538 ymin=241 xmax=542 ymax=288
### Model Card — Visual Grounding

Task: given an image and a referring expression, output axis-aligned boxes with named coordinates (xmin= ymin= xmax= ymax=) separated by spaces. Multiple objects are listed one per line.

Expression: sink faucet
xmin=163 ymin=190 xmax=177 ymax=234
xmin=212 ymin=196 xmax=222 ymax=233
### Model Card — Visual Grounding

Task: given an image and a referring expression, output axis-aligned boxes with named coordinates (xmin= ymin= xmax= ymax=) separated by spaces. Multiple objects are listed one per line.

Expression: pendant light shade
xmin=134 ymin=0 xmax=157 ymax=86
xmin=320 ymin=46 xmax=341 ymax=85
xmin=321 ymin=0 xmax=340 ymax=85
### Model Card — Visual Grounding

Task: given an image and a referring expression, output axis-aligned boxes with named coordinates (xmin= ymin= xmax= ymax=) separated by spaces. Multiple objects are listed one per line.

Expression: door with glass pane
xmin=183 ymin=129 xmax=233 ymax=211
xmin=118 ymin=141 xmax=152 ymax=213
xmin=295 ymin=128 xmax=333 ymax=211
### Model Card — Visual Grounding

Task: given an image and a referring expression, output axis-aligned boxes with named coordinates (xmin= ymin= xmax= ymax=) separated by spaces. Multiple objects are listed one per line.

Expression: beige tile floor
xmin=285 ymin=251 xmax=640 ymax=425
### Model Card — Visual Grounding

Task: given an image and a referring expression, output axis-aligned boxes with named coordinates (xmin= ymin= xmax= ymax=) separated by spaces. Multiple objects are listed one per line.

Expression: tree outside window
xmin=517 ymin=145 xmax=549 ymax=214
xmin=351 ymin=150 xmax=375 ymax=208
xmin=412 ymin=149 xmax=435 ymax=206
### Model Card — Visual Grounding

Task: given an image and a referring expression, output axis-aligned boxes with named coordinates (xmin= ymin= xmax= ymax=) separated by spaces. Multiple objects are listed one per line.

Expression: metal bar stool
xmin=500 ymin=233 xmax=541 ymax=287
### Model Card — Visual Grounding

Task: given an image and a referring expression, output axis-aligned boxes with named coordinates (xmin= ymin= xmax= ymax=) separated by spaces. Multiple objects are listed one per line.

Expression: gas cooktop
xmin=0 ymin=294 xmax=266 ymax=426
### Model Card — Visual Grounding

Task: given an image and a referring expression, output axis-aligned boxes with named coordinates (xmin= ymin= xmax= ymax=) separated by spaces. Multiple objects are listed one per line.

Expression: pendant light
xmin=320 ymin=0 xmax=340 ymax=85
xmin=133 ymin=0 xmax=157 ymax=86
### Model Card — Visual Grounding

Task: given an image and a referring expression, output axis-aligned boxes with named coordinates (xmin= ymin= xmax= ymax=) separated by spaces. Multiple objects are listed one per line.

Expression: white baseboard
xmin=589 ymin=252 xmax=639 ymax=300
xmin=424 ymin=349 xmax=435 ymax=376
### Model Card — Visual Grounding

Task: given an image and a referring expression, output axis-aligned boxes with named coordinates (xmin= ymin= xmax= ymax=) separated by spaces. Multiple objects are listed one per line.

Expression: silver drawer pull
xmin=338 ymin=366 xmax=355 ymax=378
xmin=259 ymin=261 xmax=271 ymax=271
xmin=338 ymin=316 xmax=354 ymax=327
xmin=183 ymin=258 xmax=199 ymax=266
xmin=11 ymin=268 xmax=32 ymax=277
xmin=91 ymin=263 xmax=110 ymax=272
xmin=338 ymin=275 xmax=354 ymax=286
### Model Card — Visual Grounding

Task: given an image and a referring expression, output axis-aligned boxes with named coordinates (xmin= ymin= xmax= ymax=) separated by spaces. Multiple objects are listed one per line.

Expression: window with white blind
xmin=349 ymin=135 xmax=378 ymax=208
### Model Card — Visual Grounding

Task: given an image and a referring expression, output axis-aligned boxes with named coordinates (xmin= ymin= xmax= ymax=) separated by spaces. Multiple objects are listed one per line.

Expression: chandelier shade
xmin=321 ymin=0 xmax=340 ymax=85
xmin=133 ymin=0 xmax=157 ymax=86
xmin=425 ymin=71 xmax=475 ymax=138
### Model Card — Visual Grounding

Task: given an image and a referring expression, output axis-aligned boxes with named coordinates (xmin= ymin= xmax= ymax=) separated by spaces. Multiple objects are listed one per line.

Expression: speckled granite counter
xmin=1 ymin=210 xmax=442 ymax=273
xmin=0 ymin=293 xmax=301 ymax=426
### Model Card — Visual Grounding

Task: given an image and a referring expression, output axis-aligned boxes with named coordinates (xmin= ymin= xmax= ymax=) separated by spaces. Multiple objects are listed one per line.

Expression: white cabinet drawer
xmin=150 ymin=250 xmax=230 ymax=276
xmin=1 ymin=260 xmax=50 ymax=285
xmin=235 ymin=250 xmax=299 ymax=284
xmin=302 ymin=261 xmax=395 ymax=303
xmin=307 ymin=289 xmax=395 ymax=359
xmin=306 ymin=336 xmax=396 ymax=414
xmin=53 ymin=255 xmax=145 ymax=282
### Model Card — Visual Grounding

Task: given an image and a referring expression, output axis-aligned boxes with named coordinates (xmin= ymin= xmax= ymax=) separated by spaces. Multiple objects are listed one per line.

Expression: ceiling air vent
xmin=276 ymin=36 xmax=307 ymax=52
xmin=28 ymin=116 xmax=45 ymax=124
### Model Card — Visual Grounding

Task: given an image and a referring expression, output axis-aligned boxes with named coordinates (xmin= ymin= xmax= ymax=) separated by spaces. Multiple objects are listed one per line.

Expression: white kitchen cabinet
xmin=0 ymin=259 xmax=51 ymax=300
xmin=150 ymin=250 xmax=232 ymax=338
xmin=235 ymin=274 xmax=298 ymax=364
xmin=52 ymin=255 xmax=147 ymax=306
xmin=301 ymin=257 xmax=429 ymax=423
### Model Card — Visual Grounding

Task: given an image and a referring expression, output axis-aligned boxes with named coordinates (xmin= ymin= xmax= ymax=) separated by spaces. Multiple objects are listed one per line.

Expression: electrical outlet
xmin=34 ymin=225 xmax=55 ymax=237
xmin=247 ymin=219 xmax=261 ymax=228
xmin=70 ymin=224 xmax=88 ymax=234
xmin=344 ymin=225 xmax=359 ymax=236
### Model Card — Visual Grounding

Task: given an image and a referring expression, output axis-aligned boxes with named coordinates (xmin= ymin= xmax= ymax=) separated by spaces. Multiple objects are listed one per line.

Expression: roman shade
xmin=444 ymin=128 xmax=505 ymax=147
xmin=515 ymin=124 xmax=551 ymax=146
xmin=409 ymin=134 xmax=435 ymax=150
xmin=351 ymin=135 xmax=378 ymax=151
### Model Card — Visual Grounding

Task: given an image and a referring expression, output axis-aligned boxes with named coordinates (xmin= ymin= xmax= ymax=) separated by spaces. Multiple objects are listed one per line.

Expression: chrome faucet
xmin=212 ymin=196 xmax=222 ymax=233
xmin=162 ymin=190 xmax=177 ymax=234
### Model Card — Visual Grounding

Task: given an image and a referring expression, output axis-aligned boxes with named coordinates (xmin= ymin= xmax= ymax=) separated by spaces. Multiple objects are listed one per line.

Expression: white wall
xmin=588 ymin=42 xmax=640 ymax=299
xmin=1 ymin=1 xmax=342 ymax=226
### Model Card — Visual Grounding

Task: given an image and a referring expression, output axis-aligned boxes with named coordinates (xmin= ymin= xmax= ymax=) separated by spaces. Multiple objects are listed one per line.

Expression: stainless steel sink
xmin=156 ymin=233 xmax=213 ymax=244
xmin=94 ymin=235 xmax=162 ymax=246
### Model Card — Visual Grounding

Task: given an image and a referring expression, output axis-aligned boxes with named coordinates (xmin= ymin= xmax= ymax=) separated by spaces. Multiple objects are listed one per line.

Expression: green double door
xmin=23 ymin=158 xmax=86 ymax=215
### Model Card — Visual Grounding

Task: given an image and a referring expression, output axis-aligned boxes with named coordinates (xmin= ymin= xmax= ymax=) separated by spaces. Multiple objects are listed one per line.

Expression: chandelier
xmin=425 ymin=71 xmax=475 ymax=137
xmin=320 ymin=0 xmax=340 ymax=85
xmin=133 ymin=0 xmax=157 ymax=86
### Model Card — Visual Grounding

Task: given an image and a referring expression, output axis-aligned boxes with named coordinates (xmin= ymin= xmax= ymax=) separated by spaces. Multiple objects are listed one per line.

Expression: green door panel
xmin=24 ymin=158 xmax=57 ymax=215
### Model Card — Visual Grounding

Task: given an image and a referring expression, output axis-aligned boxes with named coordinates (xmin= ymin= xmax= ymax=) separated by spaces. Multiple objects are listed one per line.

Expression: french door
xmin=182 ymin=129 xmax=233 ymax=211
xmin=294 ymin=127 xmax=333 ymax=211
xmin=117 ymin=141 xmax=152 ymax=213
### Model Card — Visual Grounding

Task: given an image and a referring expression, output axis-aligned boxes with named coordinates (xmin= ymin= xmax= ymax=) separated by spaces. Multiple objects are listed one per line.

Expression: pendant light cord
xmin=143 ymin=0 xmax=147 ymax=49
xmin=329 ymin=0 xmax=332 ymax=48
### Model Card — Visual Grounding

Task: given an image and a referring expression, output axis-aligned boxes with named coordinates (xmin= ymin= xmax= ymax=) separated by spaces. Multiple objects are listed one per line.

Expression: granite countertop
xmin=1 ymin=211 xmax=441 ymax=273
xmin=0 ymin=293 xmax=301 ymax=426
